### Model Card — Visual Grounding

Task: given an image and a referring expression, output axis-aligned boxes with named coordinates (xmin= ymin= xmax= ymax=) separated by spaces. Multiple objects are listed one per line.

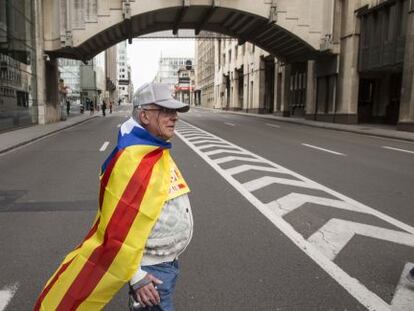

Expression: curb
xmin=192 ymin=107 xmax=414 ymax=143
xmin=0 ymin=116 xmax=99 ymax=155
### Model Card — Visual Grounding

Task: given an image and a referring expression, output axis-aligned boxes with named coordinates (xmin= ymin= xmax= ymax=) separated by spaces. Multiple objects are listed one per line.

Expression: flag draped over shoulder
xmin=34 ymin=118 xmax=189 ymax=311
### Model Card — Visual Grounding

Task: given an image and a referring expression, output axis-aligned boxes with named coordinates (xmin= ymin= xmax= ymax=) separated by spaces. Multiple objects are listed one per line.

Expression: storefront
xmin=0 ymin=0 xmax=37 ymax=132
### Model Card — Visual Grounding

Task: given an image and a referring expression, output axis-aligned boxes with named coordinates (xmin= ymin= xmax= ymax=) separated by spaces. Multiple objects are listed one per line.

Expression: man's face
xmin=139 ymin=104 xmax=178 ymax=140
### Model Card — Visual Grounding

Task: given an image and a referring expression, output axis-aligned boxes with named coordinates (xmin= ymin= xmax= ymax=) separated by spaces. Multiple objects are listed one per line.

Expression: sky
xmin=127 ymin=39 xmax=195 ymax=92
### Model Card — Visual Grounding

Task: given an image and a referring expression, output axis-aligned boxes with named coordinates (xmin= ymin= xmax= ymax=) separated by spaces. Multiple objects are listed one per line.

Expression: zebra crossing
xmin=175 ymin=121 xmax=414 ymax=311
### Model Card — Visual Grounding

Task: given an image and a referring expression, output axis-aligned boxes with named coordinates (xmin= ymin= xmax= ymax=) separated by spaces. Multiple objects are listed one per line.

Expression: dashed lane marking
xmin=0 ymin=283 xmax=18 ymax=311
xmin=175 ymin=121 xmax=414 ymax=311
xmin=99 ymin=141 xmax=110 ymax=152
xmin=302 ymin=143 xmax=346 ymax=156
xmin=266 ymin=123 xmax=281 ymax=128
xmin=224 ymin=122 xmax=235 ymax=127
xmin=382 ymin=146 xmax=414 ymax=154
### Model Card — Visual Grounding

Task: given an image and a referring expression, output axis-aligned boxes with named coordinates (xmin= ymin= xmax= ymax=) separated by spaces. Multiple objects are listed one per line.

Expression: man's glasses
xmin=143 ymin=107 xmax=178 ymax=115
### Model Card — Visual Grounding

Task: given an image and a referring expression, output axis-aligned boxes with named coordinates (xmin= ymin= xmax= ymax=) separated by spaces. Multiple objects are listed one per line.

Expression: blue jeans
xmin=136 ymin=260 xmax=179 ymax=311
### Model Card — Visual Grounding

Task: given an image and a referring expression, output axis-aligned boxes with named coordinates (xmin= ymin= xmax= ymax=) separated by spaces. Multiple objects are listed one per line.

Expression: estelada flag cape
xmin=34 ymin=118 xmax=190 ymax=310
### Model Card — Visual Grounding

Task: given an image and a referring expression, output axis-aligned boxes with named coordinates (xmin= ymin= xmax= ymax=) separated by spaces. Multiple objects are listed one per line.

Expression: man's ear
xmin=140 ymin=110 xmax=150 ymax=125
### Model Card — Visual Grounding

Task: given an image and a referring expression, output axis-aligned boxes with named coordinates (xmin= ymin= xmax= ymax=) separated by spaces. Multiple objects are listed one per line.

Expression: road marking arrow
xmin=214 ymin=155 xmax=264 ymax=165
xmin=0 ymin=283 xmax=18 ymax=311
xmin=267 ymin=192 xmax=361 ymax=217
xmin=197 ymin=143 xmax=232 ymax=150
xmin=204 ymin=149 xmax=249 ymax=156
xmin=243 ymin=176 xmax=319 ymax=192
xmin=225 ymin=164 xmax=283 ymax=176
xmin=308 ymin=219 xmax=414 ymax=260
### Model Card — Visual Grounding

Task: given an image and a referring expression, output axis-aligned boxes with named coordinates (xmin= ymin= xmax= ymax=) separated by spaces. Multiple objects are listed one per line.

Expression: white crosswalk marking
xmin=268 ymin=193 xmax=361 ymax=217
xmin=214 ymin=156 xmax=264 ymax=165
xmin=243 ymin=176 xmax=319 ymax=192
xmin=175 ymin=121 xmax=414 ymax=311
xmin=0 ymin=283 xmax=18 ymax=311
xmin=225 ymin=164 xmax=283 ymax=176
xmin=197 ymin=143 xmax=232 ymax=150
xmin=187 ymin=136 xmax=214 ymax=141
xmin=308 ymin=219 xmax=414 ymax=260
xmin=192 ymin=139 xmax=225 ymax=145
xmin=204 ymin=149 xmax=249 ymax=156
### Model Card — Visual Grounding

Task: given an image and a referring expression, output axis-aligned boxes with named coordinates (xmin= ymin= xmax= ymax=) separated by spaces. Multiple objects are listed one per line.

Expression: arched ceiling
xmin=48 ymin=6 xmax=321 ymax=62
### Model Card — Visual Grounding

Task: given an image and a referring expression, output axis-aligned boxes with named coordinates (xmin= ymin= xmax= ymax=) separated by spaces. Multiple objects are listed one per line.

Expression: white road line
xmin=224 ymin=122 xmax=235 ymax=127
xmin=308 ymin=219 xmax=414 ymax=260
xmin=266 ymin=123 xmax=281 ymax=128
xmin=99 ymin=141 xmax=110 ymax=152
xmin=175 ymin=121 xmax=414 ymax=311
xmin=382 ymin=146 xmax=414 ymax=154
xmin=0 ymin=283 xmax=18 ymax=311
xmin=302 ymin=143 xmax=346 ymax=156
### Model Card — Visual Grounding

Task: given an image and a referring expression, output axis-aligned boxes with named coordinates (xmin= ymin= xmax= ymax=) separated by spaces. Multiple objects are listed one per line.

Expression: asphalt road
xmin=0 ymin=108 xmax=413 ymax=310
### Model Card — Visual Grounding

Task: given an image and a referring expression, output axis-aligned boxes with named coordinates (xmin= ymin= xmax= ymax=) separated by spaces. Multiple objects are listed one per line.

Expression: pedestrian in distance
xmin=89 ymin=98 xmax=94 ymax=115
xmin=34 ymin=83 xmax=192 ymax=311
xmin=66 ymin=100 xmax=70 ymax=116
xmin=109 ymin=99 xmax=113 ymax=114
xmin=102 ymin=99 xmax=107 ymax=117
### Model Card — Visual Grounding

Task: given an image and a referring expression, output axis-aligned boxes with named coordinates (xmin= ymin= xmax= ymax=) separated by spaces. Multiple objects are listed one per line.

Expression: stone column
xmin=34 ymin=0 xmax=46 ymax=124
xmin=277 ymin=64 xmax=291 ymax=117
xmin=273 ymin=61 xmax=279 ymax=113
xmin=398 ymin=5 xmax=414 ymax=132
xmin=305 ymin=60 xmax=316 ymax=117
xmin=334 ymin=1 xmax=360 ymax=124
xmin=34 ymin=0 xmax=60 ymax=124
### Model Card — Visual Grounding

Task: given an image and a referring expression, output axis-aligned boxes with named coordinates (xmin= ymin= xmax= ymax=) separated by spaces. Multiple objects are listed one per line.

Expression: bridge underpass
xmin=34 ymin=0 xmax=414 ymax=131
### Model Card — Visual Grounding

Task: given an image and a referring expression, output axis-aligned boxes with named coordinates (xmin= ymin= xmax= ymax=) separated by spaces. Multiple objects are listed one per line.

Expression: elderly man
xmin=128 ymin=83 xmax=193 ymax=311
xmin=34 ymin=83 xmax=192 ymax=311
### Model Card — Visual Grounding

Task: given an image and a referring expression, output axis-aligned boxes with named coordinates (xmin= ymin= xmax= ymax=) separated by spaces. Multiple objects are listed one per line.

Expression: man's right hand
xmin=134 ymin=273 xmax=163 ymax=308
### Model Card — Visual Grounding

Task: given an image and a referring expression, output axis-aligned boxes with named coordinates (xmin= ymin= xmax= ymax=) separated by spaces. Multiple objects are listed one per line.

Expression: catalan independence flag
xmin=34 ymin=118 xmax=189 ymax=310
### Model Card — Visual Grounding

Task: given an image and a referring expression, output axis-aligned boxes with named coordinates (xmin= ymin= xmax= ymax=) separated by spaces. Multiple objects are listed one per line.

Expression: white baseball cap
xmin=133 ymin=83 xmax=190 ymax=113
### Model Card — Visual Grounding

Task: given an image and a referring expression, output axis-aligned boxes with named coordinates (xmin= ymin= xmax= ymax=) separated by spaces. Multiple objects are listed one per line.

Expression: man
xmin=34 ymin=83 xmax=192 ymax=311
xmin=128 ymin=83 xmax=193 ymax=311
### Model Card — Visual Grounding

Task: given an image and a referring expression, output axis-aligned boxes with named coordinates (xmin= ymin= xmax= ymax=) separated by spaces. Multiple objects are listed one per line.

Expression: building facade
xmin=80 ymin=51 xmax=106 ymax=109
xmin=195 ymin=34 xmax=215 ymax=107
xmin=0 ymin=0 xmax=38 ymax=132
xmin=155 ymin=56 xmax=194 ymax=94
xmin=117 ymin=41 xmax=131 ymax=104
xmin=176 ymin=65 xmax=195 ymax=105
xmin=193 ymin=0 xmax=414 ymax=131
xmin=58 ymin=59 xmax=82 ymax=104
xmin=105 ymin=45 xmax=118 ymax=105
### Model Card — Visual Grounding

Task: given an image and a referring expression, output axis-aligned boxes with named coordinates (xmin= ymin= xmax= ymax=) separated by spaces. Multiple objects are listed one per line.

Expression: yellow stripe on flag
xmin=78 ymin=150 xmax=171 ymax=310
xmin=39 ymin=146 xmax=157 ymax=309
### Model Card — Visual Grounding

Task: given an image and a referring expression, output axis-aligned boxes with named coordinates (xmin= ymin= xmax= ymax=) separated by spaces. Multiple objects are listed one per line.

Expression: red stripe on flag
xmin=99 ymin=149 xmax=124 ymax=208
xmin=34 ymin=147 xmax=121 ymax=310
xmin=56 ymin=148 xmax=163 ymax=310
xmin=33 ymin=258 xmax=75 ymax=311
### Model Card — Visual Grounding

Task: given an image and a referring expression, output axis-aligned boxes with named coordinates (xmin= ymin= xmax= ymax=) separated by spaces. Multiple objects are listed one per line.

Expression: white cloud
xmin=127 ymin=39 xmax=195 ymax=92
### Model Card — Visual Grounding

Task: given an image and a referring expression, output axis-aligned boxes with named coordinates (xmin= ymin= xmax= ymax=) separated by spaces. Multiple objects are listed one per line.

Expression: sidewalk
xmin=194 ymin=107 xmax=414 ymax=143
xmin=0 ymin=113 xmax=98 ymax=155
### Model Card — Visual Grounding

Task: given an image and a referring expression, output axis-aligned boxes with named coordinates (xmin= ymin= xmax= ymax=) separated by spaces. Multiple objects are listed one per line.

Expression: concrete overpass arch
xmin=43 ymin=0 xmax=334 ymax=62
